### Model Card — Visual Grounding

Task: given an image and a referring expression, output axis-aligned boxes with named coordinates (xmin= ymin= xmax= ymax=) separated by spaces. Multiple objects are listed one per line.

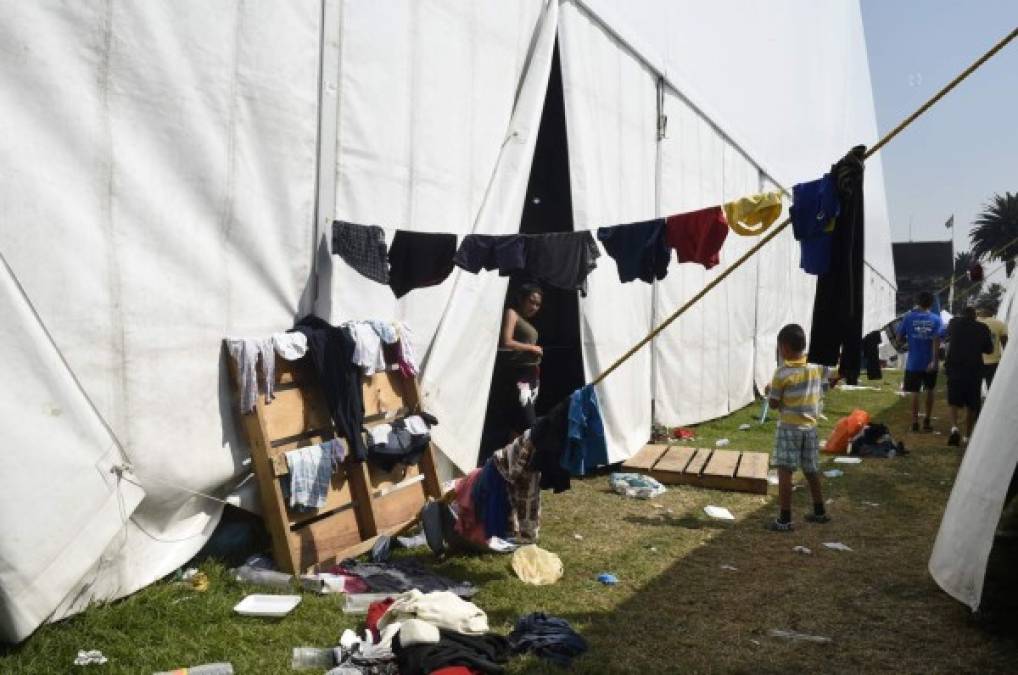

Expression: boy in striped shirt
xmin=765 ymin=324 xmax=835 ymax=532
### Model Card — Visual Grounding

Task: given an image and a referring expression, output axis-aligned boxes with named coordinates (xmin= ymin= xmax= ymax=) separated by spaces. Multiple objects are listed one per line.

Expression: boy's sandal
xmin=804 ymin=512 xmax=831 ymax=524
xmin=765 ymin=519 xmax=794 ymax=532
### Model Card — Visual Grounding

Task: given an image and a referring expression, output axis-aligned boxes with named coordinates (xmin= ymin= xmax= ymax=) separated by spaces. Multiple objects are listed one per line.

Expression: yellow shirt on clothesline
xmin=723 ymin=191 xmax=784 ymax=236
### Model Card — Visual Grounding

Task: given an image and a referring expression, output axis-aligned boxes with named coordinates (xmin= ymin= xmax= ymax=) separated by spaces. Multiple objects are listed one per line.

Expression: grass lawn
xmin=3 ymin=369 xmax=1017 ymax=673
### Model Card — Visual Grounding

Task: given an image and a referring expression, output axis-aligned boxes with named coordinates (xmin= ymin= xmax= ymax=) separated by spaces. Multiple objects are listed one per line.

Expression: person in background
xmin=495 ymin=283 xmax=544 ymax=442
xmin=896 ymin=291 xmax=943 ymax=433
xmin=945 ymin=306 xmax=994 ymax=447
xmin=977 ymin=302 xmax=1008 ymax=389
xmin=765 ymin=324 xmax=835 ymax=532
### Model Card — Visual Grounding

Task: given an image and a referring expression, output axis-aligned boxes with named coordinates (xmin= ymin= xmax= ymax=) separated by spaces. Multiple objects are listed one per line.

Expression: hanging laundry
xmin=285 ymin=444 xmax=333 ymax=510
xmin=531 ymin=399 xmax=571 ymax=493
xmin=344 ymin=321 xmax=388 ymax=375
xmin=664 ymin=206 xmax=729 ymax=269
xmin=596 ymin=218 xmax=670 ymax=283
xmin=293 ymin=315 xmax=367 ymax=461
xmin=472 ymin=460 xmax=510 ymax=540
xmin=452 ymin=234 xmax=526 ymax=275
xmin=522 ymin=231 xmax=600 ymax=296
xmin=453 ymin=467 xmax=489 ymax=547
xmin=560 ymin=385 xmax=608 ymax=477
xmin=367 ymin=319 xmax=398 ymax=345
xmin=270 ymin=331 xmax=308 ymax=361
xmin=332 ymin=220 xmax=390 ymax=284
xmin=790 ymin=174 xmax=840 ymax=275
xmin=490 ymin=432 xmax=541 ymax=542
xmin=387 ymin=230 xmax=458 ymax=298
xmin=808 ymin=145 xmax=866 ymax=378
xmin=723 ymin=191 xmax=784 ymax=236
xmin=225 ymin=337 xmax=276 ymax=414
xmin=394 ymin=322 xmax=420 ymax=378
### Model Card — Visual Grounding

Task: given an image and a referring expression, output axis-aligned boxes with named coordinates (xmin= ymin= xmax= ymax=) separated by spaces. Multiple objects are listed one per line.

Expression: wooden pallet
xmin=229 ymin=348 xmax=442 ymax=574
xmin=622 ymin=444 xmax=769 ymax=495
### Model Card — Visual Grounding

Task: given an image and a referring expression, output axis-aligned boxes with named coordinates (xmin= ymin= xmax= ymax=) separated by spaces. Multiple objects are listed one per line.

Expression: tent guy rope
xmin=589 ymin=26 xmax=1018 ymax=388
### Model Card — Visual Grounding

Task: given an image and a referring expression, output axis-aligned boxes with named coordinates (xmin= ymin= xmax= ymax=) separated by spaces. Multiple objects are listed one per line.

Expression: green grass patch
xmin=3 ymin=371 xmax=1016 ymax=673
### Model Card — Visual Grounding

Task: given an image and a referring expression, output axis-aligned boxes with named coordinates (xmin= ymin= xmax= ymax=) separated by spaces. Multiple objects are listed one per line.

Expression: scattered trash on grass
xmin=767 ymin=471 xmax=779 ymax=486
xmin=651 ymin=503 xmax=664 ymax=509
xmin=715 ymin=438 xmax=730 ymax=447
xmin=738 ymin=423 xmax=752 ymax=431
xmin=768 ymin=628 xmax=832 ymax=644
xmin=154 ymin=664 xmax=234 ymax=675
xmin=233 ymin=594 xmax=302 ymax=617
xmin=609 ymin=473 xmax=667 ymax=499
xmin=704 ymin=505 xmax=735 ymax=521
xmin=823 ymin=469 xmax=843 ymax=478
xmin=597 ymin=573 xmax=619 ymax=585
xmin=862 ymin=501 xmax=880 ymax=507
xmin=793 ymin=546 xmax=812 ymax=555
xmin=833 ymin=457 xmax=862 ymax=464
xmin=74 ymin=650 xmax=108 ymax=666
xmin=720 ymin=564 xmax=738 ymax=571
xmin=823 ymin=542 xmax=853 ymax=552
xmin=292 ymin=647 xmax=336 ymax=670
xmin=573 ymin=533 xmax=584 ymax=541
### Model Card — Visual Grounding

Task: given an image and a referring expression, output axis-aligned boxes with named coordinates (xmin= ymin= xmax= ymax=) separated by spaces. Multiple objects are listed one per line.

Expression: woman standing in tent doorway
xmin=496 ymin=283 xmax=544 ymax=442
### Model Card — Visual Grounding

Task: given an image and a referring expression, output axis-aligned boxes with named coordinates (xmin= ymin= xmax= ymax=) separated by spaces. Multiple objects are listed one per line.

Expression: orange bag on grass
xmin=824 ymin=409 xmax=870 ymax=454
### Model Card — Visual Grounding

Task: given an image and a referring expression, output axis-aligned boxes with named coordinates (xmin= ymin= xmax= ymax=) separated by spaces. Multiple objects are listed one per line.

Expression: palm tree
xmin=951 ymin=250 xmax=983 ymax=312
xmin=970 ymin=191 xmax=1018 ymax=276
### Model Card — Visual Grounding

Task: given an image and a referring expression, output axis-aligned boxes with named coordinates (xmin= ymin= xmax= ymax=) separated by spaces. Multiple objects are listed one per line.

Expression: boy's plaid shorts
xmin=772 ymin=425 xmax=820 ymax=473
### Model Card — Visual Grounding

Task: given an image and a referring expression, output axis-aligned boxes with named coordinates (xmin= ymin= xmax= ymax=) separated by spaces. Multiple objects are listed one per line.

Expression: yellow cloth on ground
xmin=723 ymin=191 xmax=784 ymax=236
xmin=979 ymin=316 xmax=1008 ymax=364
xmin=512 ymin=544 xmax=563 ymax=585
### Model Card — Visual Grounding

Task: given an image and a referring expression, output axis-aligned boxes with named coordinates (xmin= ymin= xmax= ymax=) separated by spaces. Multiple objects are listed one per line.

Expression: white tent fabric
xmin=929 ymin=272 xmax=1018 ymax=610
xmin=0 ymin=0 xmax=897 ymax=641
xmin=316 ymin=0 xmax=554 ymax=474
xmin=0 ymin=1 xmax=322 ymax=642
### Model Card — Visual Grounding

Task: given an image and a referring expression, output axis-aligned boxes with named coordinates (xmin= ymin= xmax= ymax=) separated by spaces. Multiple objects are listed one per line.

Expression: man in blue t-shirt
xmin=896 ymin=291 xmax=944 ymax=433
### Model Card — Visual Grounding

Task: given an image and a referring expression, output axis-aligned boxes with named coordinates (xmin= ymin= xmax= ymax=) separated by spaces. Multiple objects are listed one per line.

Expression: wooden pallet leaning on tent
xmin=229 ymin=352 xmax=443 ymax=574
xmin=622 ymin=444 xmax=769 ymax=495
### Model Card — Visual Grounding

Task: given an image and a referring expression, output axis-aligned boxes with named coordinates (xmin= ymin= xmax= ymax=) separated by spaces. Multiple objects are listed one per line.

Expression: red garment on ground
xmin=366 ymin=597 xmax=395 ymax=642
xmin=429 ymin=667 xmax=479 ymax=675
xmin=453 ymin=467 xmax=488 ymax=546
xmin=665 ymin=206 xmax=729 ymax=269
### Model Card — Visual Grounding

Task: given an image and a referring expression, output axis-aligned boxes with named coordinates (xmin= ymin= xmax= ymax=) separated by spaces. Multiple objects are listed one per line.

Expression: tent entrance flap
xmin=479 ymin=43 xmax=583 ymax=466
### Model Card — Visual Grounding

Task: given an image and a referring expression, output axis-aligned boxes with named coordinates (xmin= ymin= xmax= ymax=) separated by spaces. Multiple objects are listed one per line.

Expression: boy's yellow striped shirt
xmin=769 ymin=356 xmax=830 ymax=428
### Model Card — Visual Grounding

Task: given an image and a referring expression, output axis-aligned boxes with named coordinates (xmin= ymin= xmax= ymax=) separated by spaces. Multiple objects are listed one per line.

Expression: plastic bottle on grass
xmin=291 ymin=647 xmax=336 ymax=670
xmin=153 ymin=663 xmax=234 ymax=675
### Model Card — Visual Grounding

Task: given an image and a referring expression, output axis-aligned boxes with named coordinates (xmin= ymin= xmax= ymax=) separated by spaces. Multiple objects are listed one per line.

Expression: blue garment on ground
xmin=596 ymin=218 xmax=670 ymax=283
xmin=790 ymin=174 xmax=840 ymax=275
xmin=560 ymin=385 xmax=608 ymax=477
xmin=472 ymin=459 xmax=510 ymax=540
xmin=508 ymin=613 xmax=588 ymax=667
xmin=896 ymin=308 xmax=944 ymax=372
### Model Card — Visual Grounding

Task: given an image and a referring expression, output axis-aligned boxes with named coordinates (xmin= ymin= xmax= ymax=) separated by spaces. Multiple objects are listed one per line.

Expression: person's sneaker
xmin=911 ymin=421 xmax=920 ymax=433
xmin=805 ymin=512 xmax=831 ymax=524
xmin=948 ymin=429 xmax=961 ymax=446
xmin=765 ymin=519 xmax=794 ymax=532
xmin=923 ymin=419 xmax=934 ymax=432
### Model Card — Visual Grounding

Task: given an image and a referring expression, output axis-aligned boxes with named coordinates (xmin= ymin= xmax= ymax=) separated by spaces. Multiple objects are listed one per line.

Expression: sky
xmin=861 ymin=0 xmax=1018 ymax=285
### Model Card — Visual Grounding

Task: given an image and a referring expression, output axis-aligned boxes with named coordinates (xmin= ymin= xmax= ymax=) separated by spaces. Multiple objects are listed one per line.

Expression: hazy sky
xmin=861 ymin=0 xmax=1018 ymax=279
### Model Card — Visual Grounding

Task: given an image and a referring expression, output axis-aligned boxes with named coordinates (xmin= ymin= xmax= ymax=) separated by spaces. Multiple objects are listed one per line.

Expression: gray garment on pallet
xmin=225 ymin=337 xmax=276 ymax=413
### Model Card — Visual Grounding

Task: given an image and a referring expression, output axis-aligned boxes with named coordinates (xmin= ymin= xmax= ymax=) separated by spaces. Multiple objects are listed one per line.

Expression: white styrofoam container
xmin=233 ymin=594 xmax=301 ymax=618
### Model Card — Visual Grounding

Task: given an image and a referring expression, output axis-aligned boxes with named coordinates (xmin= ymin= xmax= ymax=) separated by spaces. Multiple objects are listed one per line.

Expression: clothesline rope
xmin=589 ymin=26 xmax=1018 ymax=388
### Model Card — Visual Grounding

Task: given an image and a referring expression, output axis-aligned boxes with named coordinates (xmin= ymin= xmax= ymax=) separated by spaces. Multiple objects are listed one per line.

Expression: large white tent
xmin=0 ymin=0 xmax=895 ymax=642
xmin=929 ymin=271 xmax=1018 ymax=610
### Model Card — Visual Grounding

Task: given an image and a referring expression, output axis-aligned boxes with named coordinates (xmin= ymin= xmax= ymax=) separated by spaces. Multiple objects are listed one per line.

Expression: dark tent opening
xmin=477 ymin=44 xmax=584 ymax=466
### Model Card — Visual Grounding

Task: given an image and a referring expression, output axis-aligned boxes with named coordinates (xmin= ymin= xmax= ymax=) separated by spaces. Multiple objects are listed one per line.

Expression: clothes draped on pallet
xmin=365 ymin=413 xmax=438 ymax=470
xmin=294 ymin=315 xmax=369 ymax=461
xmin=723 ymin=191 xmax=784 ymax=236
xmin=284 ymin=438 xmax=347 ymax=510
xmin=808 ymin=145 xmax=866 ymax=378
xmin=387 ymin=230 xmax=459 ymax=298
xmin=225 ymin=337 xmax=276 ymax=414
xmin=790 ymin=173 xmax=840 ymax=275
